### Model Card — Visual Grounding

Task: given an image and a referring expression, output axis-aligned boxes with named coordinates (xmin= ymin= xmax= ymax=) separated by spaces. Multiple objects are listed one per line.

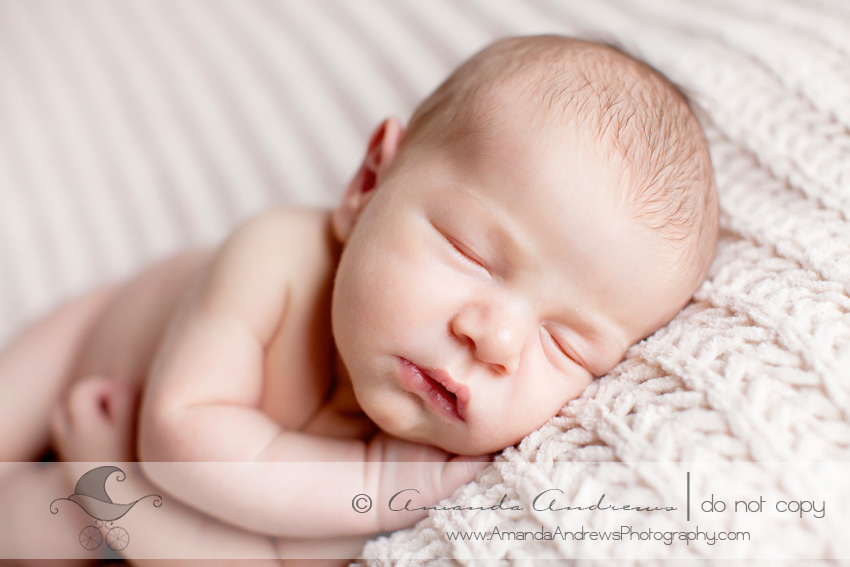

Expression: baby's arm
xmin=51 ymin=377 xmax=365 ymax=567
xmin=138 ymin=211 xmax=487 ymax=538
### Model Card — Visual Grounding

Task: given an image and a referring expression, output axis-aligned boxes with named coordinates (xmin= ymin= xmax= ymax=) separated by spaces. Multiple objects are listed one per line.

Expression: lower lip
xmin=399 ymin=359 xmax=463 ymax=422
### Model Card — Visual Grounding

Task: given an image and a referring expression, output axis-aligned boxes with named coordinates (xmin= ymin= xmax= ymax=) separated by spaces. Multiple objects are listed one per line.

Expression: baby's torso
xmin=72 ymin=210 xmax=375 ymax=441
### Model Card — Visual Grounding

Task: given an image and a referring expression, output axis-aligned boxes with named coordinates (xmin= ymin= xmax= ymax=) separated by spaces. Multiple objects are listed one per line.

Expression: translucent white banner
xmin=0 ymin=460 xmax=846 ymax=561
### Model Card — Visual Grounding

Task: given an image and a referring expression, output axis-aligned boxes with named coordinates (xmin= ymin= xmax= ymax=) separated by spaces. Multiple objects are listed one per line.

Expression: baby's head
xmin=331 ymin=36 xmax=717 ymax=455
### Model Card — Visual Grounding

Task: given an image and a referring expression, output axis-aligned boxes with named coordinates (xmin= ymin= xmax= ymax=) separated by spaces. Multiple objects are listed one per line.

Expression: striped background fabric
xmin=2 ymin=0 xmax=850 ymax=563
xmin=0 ymin=0 xmax=645 ymax=339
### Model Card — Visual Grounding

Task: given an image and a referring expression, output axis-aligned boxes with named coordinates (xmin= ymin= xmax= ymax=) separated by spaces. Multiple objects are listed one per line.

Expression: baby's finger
xmin=56 ymin=378 xmax=138 ymax=463
xmin=433 ymin=454 xmax=492 ymax=497
xmin=449 ymin=453 xmax=492 ymax=476
xmin=49 ymin=401 xmax=70 ymax=445
xmin=100 ymin=380 xmax=137 ymax=428
xmin=66 ymin=377 xmax=116 ymax=426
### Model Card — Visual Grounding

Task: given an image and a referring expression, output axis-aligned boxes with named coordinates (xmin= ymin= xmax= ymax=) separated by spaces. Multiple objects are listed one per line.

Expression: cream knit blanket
xmin=1 ymin=0 xmax=848 ymax=564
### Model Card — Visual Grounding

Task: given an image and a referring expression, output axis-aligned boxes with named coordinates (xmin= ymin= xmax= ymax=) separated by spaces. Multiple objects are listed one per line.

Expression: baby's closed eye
xmin=430 ymin=219 xmax=491 ymax=275
xmin=540 ymin=327 xmax=585 ymax=370
xmin=445 ymin=234 xmax=488 ymax=271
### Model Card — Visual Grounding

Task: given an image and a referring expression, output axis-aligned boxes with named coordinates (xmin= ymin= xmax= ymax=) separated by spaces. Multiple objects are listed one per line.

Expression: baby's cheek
xmin=361 ymin=388 xmax=419 ymax=438
xmin=370 ymin=262 xmax=442 ymax=333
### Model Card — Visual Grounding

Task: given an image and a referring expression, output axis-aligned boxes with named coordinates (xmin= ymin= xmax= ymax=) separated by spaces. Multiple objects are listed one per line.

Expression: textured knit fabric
xmin=1 ymin=0 xmax=848 ymax=564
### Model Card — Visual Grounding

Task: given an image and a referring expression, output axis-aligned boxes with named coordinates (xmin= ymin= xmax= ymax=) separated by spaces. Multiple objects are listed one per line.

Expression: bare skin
xmin=0 ymin=247 xmax=209 ymax=464
xmin=1 ymin=376 xmax=364 ymax=566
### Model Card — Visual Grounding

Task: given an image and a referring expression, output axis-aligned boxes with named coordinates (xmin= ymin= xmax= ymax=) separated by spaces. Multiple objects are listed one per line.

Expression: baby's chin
xmin=363 ymin=405 xmax=463 ymax=453
xmin=356 ymin=388 xmax=517 ymax=455
xmin=383 ymin=422 xmax=506 ymax=456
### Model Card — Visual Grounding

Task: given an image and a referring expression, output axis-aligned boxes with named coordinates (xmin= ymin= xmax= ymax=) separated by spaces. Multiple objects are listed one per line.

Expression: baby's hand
xmin=50 ymin=377 xmax=138 ymax=463
xmin=365 ymin=432 xmax=491 ymax=532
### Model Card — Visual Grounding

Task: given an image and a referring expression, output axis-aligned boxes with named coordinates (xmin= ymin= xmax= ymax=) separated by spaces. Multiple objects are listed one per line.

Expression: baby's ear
xmin=332 ymin=117 xmax=404 ymax=242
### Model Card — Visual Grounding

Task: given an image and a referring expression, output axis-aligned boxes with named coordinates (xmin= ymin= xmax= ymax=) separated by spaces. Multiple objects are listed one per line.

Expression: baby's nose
xmin=487 ymin=326 xmax=521 ymax=375
xmin=450 ymin=306 xmax=523 ymax=375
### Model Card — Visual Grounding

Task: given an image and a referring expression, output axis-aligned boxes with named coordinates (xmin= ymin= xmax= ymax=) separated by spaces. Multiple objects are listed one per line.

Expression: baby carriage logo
xmin=50 ymin=466 xmax=162 ymax=552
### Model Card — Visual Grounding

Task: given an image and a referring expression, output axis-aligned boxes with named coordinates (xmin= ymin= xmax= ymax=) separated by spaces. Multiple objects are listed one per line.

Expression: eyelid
xmin=543 ymin=328 xmax=585 ymax=369
xmin=446 ymin=235 xmax=487 ymax=269
xmin=429 ymin=218 xmax=490 ymax=273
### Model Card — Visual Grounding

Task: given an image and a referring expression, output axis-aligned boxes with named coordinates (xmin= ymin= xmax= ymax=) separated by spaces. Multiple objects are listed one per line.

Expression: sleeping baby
xmin=0 ymin=35 xmax=717 ymax=564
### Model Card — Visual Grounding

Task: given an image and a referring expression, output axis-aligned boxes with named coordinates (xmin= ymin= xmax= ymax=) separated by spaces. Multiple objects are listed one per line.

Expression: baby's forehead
xmin=446 ymin=43 xmax=710 ymax=234
xmin=470 ymin=42 xmax=661 ymax=115
xmin=446 ymin=57 xmax=671 ymax=168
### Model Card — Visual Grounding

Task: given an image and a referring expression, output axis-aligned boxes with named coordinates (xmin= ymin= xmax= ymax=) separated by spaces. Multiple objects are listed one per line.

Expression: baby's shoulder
xmin=219 ymin=207 xmax=337 ymax=269
xmin=231 ymin=207 xmax=333 ymax=245
xmin=195 ymin=207 xmax=336 ymax=327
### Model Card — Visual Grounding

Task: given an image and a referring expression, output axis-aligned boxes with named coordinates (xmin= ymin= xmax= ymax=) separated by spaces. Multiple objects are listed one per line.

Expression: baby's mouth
xmin=399 ymin=358 xmax=467 ymax=421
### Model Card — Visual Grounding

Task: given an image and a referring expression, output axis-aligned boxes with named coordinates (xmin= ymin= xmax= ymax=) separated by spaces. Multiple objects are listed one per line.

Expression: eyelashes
xmin=445 ymin=235 xmax=487 ymax=270
xmin=553 ymin=339 xmax=577 ymax=364
xmin=430 ymin=218 xmax=490 ymax=273
xmin=427 ymin=214 xmax=494 ymax=277
xmin=542 ymin=328 xmax=580 ymax=367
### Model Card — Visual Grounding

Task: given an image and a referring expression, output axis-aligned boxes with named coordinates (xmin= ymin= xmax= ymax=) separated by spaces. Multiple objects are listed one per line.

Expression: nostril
xmin=491 ymin=362 xmax=509 ymax=376
xmin=450 ymin=325 xmax=475 ymax=350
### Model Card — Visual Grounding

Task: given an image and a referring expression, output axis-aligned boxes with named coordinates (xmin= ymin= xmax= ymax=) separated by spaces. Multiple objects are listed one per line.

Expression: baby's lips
xmin=418 ymin=362 xmax=471 ymax=420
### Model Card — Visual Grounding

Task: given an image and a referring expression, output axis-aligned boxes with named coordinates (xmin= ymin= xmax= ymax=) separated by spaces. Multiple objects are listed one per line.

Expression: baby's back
xmin=0 ymin=245 xmax=212 ymax=462
xmin=71 ymin=248 xmax=213 ymax=390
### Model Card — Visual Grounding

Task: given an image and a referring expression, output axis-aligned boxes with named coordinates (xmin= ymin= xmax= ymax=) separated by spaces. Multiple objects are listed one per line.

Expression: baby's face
xmin=332 ymin=116 xmax=694 ymax=455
